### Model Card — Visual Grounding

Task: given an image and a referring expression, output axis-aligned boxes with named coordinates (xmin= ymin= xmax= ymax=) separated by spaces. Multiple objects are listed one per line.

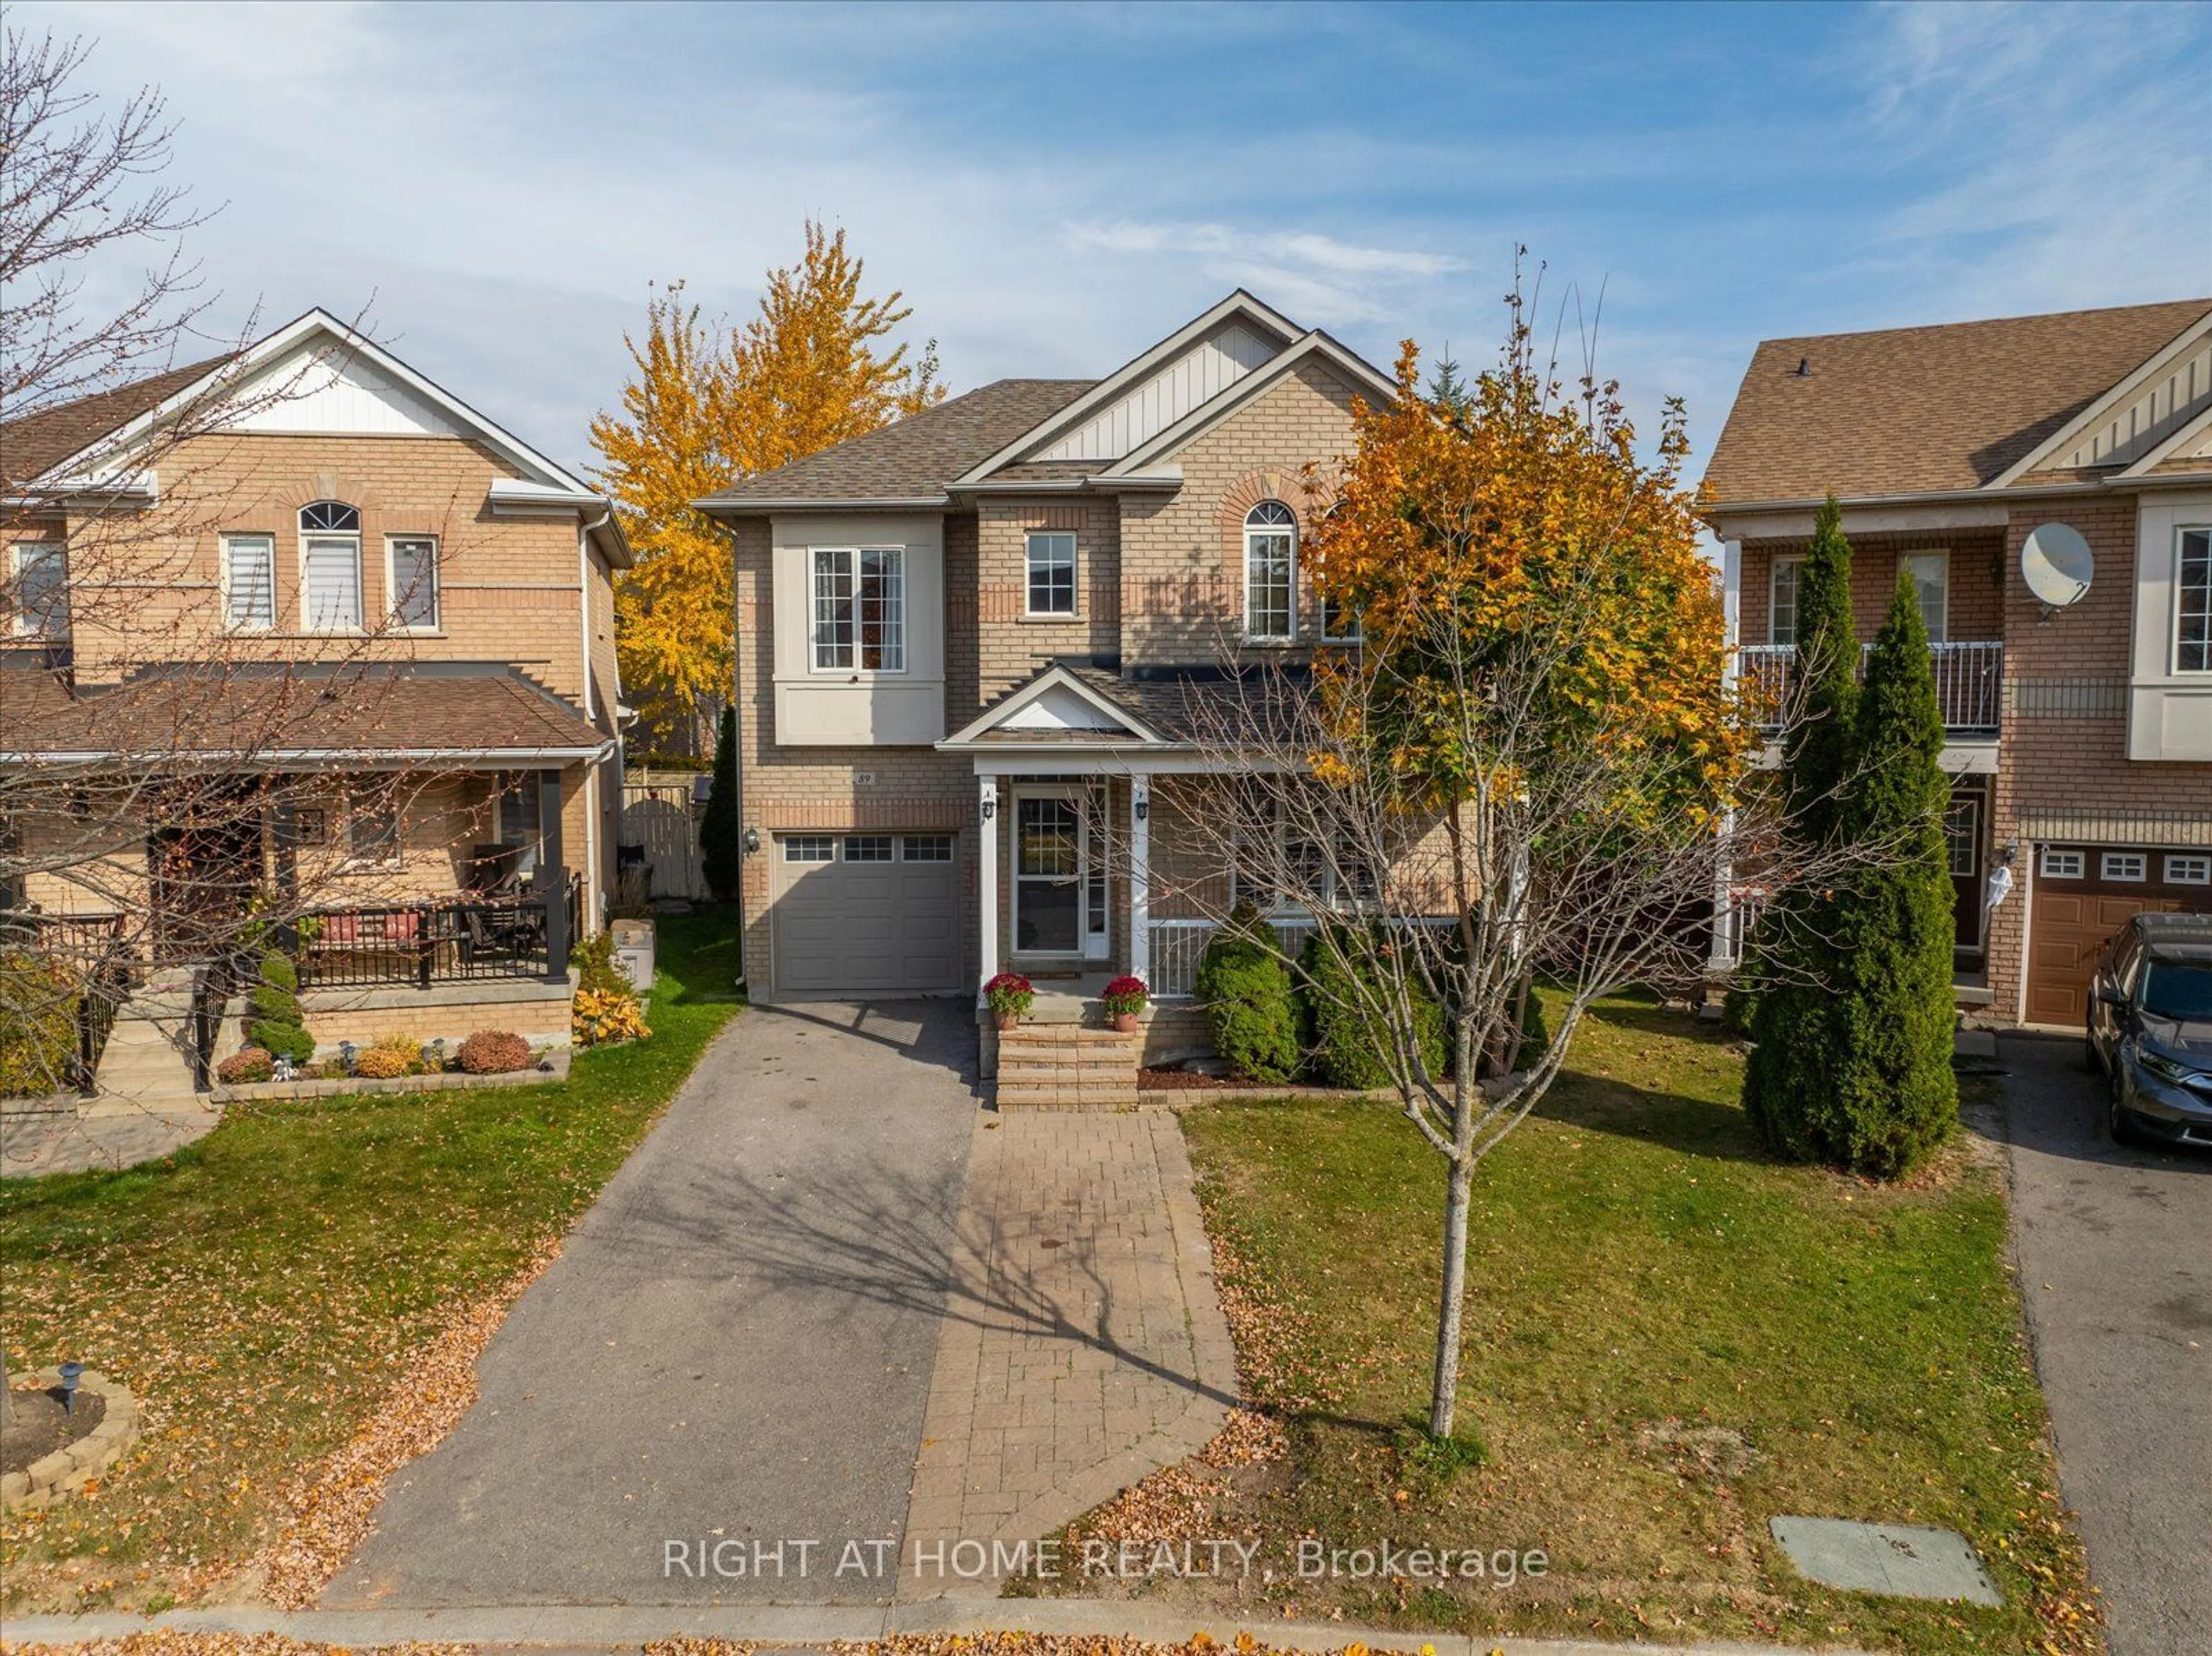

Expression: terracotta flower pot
xmin=1112 ymin=1011 xmax=1141 ymax=1033
xmin=994 ymin=1011 xmax=1018 ymax=1032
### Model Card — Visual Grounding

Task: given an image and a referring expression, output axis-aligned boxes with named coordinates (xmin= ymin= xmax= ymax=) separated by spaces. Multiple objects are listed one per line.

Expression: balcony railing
xmin=295 ymin=873 xmax=579 ymax=990
xmin=1737 ymin=640 xmax=2002 ymax=735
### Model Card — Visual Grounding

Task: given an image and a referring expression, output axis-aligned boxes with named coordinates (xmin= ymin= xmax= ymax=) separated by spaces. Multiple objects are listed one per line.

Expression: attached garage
xmin=2027 ymin=845 xmax=2212 ymax=1026
xmin=769 ymin=831 xmax=963 ymax=998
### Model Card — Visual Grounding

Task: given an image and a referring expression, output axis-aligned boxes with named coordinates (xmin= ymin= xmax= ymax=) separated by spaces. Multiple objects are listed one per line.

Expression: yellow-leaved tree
xmin=590 ymin=225 xmax=943 ymax=754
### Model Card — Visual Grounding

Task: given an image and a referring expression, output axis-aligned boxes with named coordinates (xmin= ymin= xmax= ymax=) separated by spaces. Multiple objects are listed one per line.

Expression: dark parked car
xmin=2086 ymin=912 xmax=2212 ymax=1146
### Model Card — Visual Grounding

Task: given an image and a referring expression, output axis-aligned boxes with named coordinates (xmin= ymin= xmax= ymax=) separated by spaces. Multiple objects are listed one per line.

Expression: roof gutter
xmin=0 ymin=741 xmax=616 ymax=768
xmin=1703 ymin=463 xmax=2212 ymax=526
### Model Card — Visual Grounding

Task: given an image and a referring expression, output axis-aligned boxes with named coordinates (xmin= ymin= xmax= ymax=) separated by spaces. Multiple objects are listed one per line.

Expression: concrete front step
xmin=994 ymin=1087 xmax=1142 ymax=1109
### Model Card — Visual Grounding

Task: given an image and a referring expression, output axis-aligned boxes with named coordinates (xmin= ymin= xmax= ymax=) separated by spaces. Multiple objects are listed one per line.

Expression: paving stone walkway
xmin=0 ymin=1104 xmax=221 ymax=1178
xmin=901 ymin=1108 xmax=1238 ymax=1598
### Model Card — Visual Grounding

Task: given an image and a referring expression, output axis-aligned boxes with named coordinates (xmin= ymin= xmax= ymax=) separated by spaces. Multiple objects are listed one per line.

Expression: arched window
xmin=1243 ymin=499 xmax=1296 ymax=642
xmin=298 ymin=501 xmax=363 ymax=631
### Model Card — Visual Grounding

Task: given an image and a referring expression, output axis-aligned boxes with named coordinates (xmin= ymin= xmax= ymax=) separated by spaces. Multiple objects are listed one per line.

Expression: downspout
xmin=578 ymin=509 xmax=610 ymax=935
xmin=725 ymin=514 xmax=744 ymax=987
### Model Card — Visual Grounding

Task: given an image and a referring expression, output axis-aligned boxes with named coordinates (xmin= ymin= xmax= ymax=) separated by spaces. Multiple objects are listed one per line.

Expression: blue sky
xmin=22 ymin=0 xmax=2212 ymax=480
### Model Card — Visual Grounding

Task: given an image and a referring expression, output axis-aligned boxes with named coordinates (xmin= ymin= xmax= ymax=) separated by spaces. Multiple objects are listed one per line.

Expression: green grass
xmin=0 ymin=906 xmax=744 ymax=1613
xmin=1163 ymin=991 xmax=2097 ymax=1654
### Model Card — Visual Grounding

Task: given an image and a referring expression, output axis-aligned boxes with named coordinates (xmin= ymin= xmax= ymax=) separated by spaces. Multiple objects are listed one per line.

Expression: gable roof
xmin=695 ymin=379 xmax=1096 ymax=510
xmin=1703 ymin=297 xmax=2212 ymax=506
xmin=4 ymin=310 xmax=631 ymax=564
xmin=1 ymin=354 xmax=233 ymax=489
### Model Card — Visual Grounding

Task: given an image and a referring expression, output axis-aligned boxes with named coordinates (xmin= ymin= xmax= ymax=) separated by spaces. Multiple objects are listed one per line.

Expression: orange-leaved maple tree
xmin=590 ymin=225 xmax=944 ymax=753
xmin=1185 ymin=274 xmax=1763 ymax=1442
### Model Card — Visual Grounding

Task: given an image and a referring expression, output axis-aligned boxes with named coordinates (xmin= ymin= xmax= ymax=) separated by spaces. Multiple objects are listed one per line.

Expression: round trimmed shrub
xmin=216 ymin=1047 xmax=274 ymax=1086
xmin=457 ymin=1029 xmax=532 ymax=1074
xmin=1297 ymin=924 xmax=1448 ymax=1089
xmin=352 ymin=1045 xmax=411 ymax=1080
xmin=1194 ymin=902 xmax=1300 ymax=1083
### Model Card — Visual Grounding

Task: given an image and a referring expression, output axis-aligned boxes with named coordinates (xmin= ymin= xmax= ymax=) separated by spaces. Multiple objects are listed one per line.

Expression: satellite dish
xmin=2021 ymin=522 xmax=2094 ymax=609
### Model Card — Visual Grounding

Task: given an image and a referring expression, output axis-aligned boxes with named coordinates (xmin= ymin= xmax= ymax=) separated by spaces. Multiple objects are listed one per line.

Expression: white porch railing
xmin=1737 ymin=640 xmax=2002 ymax=734
xmin=1147 ymin=916 xmax=1320 ymax=998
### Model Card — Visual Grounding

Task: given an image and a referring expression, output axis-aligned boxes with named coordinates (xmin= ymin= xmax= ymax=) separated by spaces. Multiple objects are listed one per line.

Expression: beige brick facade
xmin=728 ymin=356 xmax=1368 ymax=999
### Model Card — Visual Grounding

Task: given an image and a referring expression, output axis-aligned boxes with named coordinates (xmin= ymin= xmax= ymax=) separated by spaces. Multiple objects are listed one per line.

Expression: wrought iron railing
xmin=296 ymin=873 xmax=578 ymax=989
xmin=1737 ymin=640 xmax=2003 ymax=734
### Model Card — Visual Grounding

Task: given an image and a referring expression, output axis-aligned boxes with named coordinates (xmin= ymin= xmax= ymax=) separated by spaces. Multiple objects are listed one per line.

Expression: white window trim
xmin=1768 ymin=555 xmax=1804 ymax=646
xmin=1899 ymin=549 xmax=1949 ymax=645
xmin=1243 ymin=503 xmax=1297 ymax=643
xmin=1022 ymin=530 xmax=1078 ymax=619
xmin=220 ymin=532 xmax=277 ymax=633
xmin=384 ymin=533 xmax=441 ymax=633
xmin=808 ymin=545 xmax=907 ymax=675
xmin=2175 ymin=524 xmax=2211 ymax=674
xmin=298 ymin=530 xmax=364 ymax=635
xmin=9 ymin=541 xmax=67 ymax=639
xmin=2164 ymin=853 xmax=2210 ymax=885
xmin=2040 ymin=847 xmax=2085 ymax=879
xmin=2101 ymin=851 xmax=2148 ymax=882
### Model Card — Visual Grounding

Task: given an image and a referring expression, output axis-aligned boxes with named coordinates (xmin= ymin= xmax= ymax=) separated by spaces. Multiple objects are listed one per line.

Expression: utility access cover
xmin=1769 ymin=1517 xmax=2002 ymax=1606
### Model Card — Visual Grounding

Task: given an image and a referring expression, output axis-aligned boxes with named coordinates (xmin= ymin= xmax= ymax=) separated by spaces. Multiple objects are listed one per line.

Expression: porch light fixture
xmin=743 ymin=826 xmax=761 ymax=855
xmin=980 ymin=797 xmax=996 ymax=823
xmin=1133 ymin=797 xmax=1149 ymax=823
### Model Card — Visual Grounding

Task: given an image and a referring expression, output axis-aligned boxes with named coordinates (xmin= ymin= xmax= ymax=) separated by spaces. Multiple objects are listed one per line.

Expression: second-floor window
xmin=1244 ymin=500 xmax=1297 ymax=642
xmin=222 ymin=534 xmax=276 ymax=631
xmin=2179 ymin=527 xmax=2209 ymax=673
xmin=388 ymin=536 xmax=440 ymax=631
xmin=300 ymin=502 xmax=362 ymax=633
xmin=811 ymin=546 xmax=904 ymax=671
xmin=1769 ymin=556 xmax=1802 ymax=645
xmin=1025 ymin=532 xmax=1076 ymax=616
xmin=1900 ymin=551 xmax=1948 ymax=643
xmin=9 ymin=541 xmax=66 ymax=638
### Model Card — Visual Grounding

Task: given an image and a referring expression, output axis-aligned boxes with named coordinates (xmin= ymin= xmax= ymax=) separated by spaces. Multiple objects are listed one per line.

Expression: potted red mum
xmin=984 ymin=971 xmax=1035 ymax=1032
xmin=1101 ymin=974 xmax=1149 ymax=1034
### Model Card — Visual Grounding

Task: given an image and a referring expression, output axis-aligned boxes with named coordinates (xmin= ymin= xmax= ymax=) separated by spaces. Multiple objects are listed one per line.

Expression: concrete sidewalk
xmin=0 ymin=1596 xmax=1876 ymax=1655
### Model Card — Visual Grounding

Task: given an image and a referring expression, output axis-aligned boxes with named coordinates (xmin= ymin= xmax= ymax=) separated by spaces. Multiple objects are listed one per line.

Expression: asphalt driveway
xmin=323 ymin=997 xmax=981 ymax=1608
xmin=2001 ymin=1032 xmax=2211 ymax=1656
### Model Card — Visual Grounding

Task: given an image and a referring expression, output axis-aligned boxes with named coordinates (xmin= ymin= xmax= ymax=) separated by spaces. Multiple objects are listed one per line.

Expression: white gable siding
xmin=1034 ymin=322 xmax=1282 ymax=462
xmin=2052 ymin=334 xmax=2212 ymax=469
xmin=224 ymin=342 xmax=469 ymax=439
xmin=1000 ymin=683 xmax=1132 ymax=732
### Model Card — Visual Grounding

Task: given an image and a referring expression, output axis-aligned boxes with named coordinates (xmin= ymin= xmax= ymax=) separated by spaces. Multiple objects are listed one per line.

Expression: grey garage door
xmin=770 ymin=831 xmax=961 ymax=997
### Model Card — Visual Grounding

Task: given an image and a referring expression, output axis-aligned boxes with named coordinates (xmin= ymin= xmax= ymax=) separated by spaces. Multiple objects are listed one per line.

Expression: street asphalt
xmin=322 ymin=996 xmax=983 ymax=1609
xmin=1999 ymin=1032 xmax=2211 ymax=1656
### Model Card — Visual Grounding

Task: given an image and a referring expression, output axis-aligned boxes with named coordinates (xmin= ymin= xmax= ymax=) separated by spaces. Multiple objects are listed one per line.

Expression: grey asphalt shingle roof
xmin=698 ymin=379 xmax=1096 ymax=506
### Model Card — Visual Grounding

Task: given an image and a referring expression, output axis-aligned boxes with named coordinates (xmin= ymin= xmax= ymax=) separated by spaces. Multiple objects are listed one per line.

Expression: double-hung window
xmin=9 ymin=542 xmax=66 ymax=638
xmin=1900 ymin=551 xmax=1948 ymax=643
xmin=810 ymin=547 xmax=904 ymax=670
xmin=2179 ymin=528 xmax=2210 ymax=673
xmin=222 ymin=533 xmax=276 ymax=631
xmin=346 ymin=783 xmax=399 ymax=867
xmin=1025 ymin=531 xmax=1077 ymax=616
xmin=299 ymin=502 xmax=362 ymax=632
xmin=1769 ymin=556 xmax=1803 ymax=645
xmin=1244 ymin=501 xmax=1296 ymax=642
xmin=388 ymin=535 xmax=440 ymax=631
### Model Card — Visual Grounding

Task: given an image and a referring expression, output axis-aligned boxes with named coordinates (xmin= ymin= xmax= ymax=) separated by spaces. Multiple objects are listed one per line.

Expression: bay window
xmin=812 ymin=546 xmax=904 ymax=670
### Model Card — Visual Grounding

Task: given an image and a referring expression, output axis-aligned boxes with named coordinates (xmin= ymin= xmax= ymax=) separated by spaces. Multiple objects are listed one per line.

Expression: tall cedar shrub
xmin=1743 ymin=495 xmax=1858 ymax=1158
xmin=1194 ymin=901 xmax=1301 ymax=1082
xmin=700 ymin=704 xmax=741 ymax=902
xmin=1820 ymin=574 xmax=1959 ymax=1174
xmin=247 ymin=951 xmax=316 ymax=1065
xmin=1298 ymin=924 xmax=1449 ymax=1088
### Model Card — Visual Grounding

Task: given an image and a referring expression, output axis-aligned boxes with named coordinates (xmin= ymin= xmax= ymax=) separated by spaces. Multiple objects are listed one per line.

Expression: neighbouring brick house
xmin=696 ymin=291 xmax=1392 ymax=1080
xmin=2 ymin=310 xmax=630 ymax=1076
xmin=1703 ymin=297 xmax=2212 ymax=1030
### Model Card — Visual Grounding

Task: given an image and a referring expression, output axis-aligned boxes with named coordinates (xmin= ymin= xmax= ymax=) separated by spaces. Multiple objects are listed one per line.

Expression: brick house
xmin=1703 ymin=297 xmax=2212 ymax=1030
xmin=696 ymin=291 xmax=1392 ymax=1077
xmin=2 ymin=310 xmax=630 ymax=1070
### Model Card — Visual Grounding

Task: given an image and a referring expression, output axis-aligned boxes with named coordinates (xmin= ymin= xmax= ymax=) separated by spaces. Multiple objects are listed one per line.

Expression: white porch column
xmin=978 ymin=776 xmax=999 ymax=995
xmin=1129 ymin=778 xmax=1152 ymax=983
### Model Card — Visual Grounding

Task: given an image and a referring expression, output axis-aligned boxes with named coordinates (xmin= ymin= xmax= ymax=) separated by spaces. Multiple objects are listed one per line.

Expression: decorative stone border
xmin=214 ymin=1047 xmax=570 ymax=1103
xmin=1 ymin=1366 xmax=140 ymax=1511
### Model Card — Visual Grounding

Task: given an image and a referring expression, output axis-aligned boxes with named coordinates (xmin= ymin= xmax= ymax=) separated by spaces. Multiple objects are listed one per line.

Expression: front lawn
xmin=0 ymin=907 xmax=745 ymax=1614
xmin=1119 ymin=993 xmax=2095 ymax=1654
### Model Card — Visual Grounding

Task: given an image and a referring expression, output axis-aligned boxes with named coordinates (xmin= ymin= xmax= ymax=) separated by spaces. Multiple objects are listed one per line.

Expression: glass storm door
xmin=1016 ymin=795 xmax=1082 ymax=953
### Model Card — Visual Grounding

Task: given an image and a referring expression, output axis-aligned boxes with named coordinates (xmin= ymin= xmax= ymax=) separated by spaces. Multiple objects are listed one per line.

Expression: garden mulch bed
xmin=2 ymin=1386 xmax=105 ymax=1476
